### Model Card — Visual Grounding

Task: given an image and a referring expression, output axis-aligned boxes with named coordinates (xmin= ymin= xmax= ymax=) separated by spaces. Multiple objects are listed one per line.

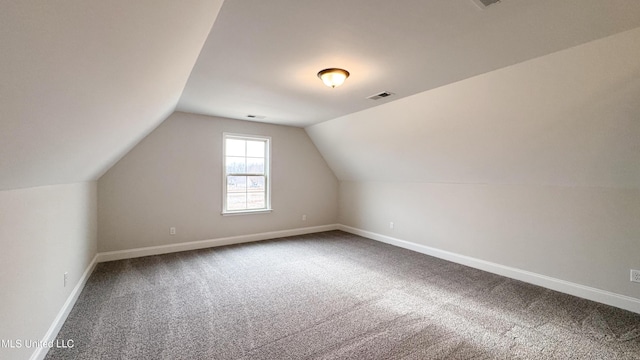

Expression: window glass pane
xmin=227 ymin=176 xmax=246 ymax=192
xmin=247 ymin=192 xmax=265 ymax=209
xmin=227 ymin=193 xmax=247 ymax=210
xmin=226 ymin=139 xmax=245 ymax=157
xmin=226 ymin=157 xmax=246 ymax=174
xmin=224 ymin=134 xmax=269 ymax=213
xmin=246 ymin=158 xmax=264 ymax=174
xmin=246 ymin=140 xmax=265 ymax=157
xmin=247 ymin=176 xmax=265 ymax=192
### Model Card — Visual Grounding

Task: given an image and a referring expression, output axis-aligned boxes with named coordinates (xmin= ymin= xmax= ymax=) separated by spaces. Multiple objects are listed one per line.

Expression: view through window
xmin=223 ymin=134 xmax=270 ymax=213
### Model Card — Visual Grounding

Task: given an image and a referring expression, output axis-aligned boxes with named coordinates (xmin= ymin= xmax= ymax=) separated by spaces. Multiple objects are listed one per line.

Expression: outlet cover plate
xmin=631 ymin=269 xmax=640 ymax=283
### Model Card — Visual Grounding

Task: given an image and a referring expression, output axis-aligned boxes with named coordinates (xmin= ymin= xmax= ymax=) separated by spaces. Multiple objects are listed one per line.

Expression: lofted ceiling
xmin=177 ymin=0 xmax=640 ymax=127
xmin=2 ymin=0 xmax=640 ymax=191
xmin=307 ymin=27 xmax=640 ymax=188
xmin=0 ymin=0 xmax=224 ymax=191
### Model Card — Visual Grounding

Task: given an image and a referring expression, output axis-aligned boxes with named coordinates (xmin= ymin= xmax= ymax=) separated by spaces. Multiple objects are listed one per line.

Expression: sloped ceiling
xmin=3 ymin=0 xmax=640 ymax=192
xmin=306 ymin=28 xmax=640 ymax=189
xmin=177 ymin=0 xmax=640 ymax=127
xmin=0 ymin=0 xmax=223 ymax=191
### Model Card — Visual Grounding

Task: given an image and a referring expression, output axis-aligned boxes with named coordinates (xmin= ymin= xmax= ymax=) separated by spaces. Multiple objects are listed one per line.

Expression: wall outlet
xmin=302 ymin=214 xmax=307 ymax=221
xmin=389 ymin=222 xmax=394 ymax=229
xmin=170 ymin=227 xmax=176 ymax=235
xmin=631 ymin=269 xmax=640 ymax=283
xmin=64 ymin=272 xmax=68 ymax=287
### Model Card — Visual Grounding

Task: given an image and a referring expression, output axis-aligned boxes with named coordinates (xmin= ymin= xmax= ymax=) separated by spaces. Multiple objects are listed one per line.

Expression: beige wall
xmin=98 ymin=112 xmax=338 ymax=252
xmin=339 ymin=181 xmax=640 ymax=299
xmin=0 ymin=182 xmax=97 ymax=360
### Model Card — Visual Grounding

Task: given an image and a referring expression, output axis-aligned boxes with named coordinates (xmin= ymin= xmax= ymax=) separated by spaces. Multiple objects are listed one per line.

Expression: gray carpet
xmin=46 ymin=231 xmax=640 ymax=359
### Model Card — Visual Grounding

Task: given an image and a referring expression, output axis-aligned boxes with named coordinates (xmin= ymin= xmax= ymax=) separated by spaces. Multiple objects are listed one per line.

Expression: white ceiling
xmin=177 ymin=0 xmax=640 ymax=127
xmin=2 ymin=0 xmax=640 ymax=191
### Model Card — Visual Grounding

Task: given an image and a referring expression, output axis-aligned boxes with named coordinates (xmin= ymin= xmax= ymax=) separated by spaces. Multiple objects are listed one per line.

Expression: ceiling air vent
xmin=471 ymin=0 xmax=500 ymax=9
xmin=367 ymin=91 xmax=394 ymax=100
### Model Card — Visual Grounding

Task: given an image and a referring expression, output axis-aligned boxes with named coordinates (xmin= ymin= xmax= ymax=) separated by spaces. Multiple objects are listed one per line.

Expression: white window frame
xmin=222 ymin=133 xmax=272 ymax=215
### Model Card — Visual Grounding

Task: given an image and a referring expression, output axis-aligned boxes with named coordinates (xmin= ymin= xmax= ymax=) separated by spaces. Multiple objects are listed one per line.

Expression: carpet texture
xmin=46 ymin=231 xmax=640 ymax=359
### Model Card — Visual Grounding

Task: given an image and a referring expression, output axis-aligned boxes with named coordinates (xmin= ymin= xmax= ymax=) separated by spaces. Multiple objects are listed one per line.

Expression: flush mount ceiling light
xmin=317 ymin=68 xmax=350 ymax=88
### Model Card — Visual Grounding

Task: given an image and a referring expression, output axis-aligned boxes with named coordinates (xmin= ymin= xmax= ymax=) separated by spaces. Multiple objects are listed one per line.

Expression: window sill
xmin=221 ymin=209 xmax=273 ymax=216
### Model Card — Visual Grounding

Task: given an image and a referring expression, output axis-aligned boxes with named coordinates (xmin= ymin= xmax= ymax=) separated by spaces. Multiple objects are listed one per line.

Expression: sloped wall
xmin=307 ymin=28 xmax=640 ymax=301
xmin=0 ymin=0 xmax=223 ymax=191
xmin=98 ymin=112 xmax=338 ymax=252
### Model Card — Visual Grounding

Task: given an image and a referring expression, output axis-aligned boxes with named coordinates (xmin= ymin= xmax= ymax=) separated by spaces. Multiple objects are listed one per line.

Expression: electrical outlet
xmin=302 ymin=214 xmax=307 ymax=221
xmin=631 ymin=269 xmax=640 ymax=283
xmin=389 ymin=222 xmax=394 ymax=229
xmin=64 ymin=272 xmax=68 ymax=287
xmin=170 ymin=227 xmax=176 ymax=235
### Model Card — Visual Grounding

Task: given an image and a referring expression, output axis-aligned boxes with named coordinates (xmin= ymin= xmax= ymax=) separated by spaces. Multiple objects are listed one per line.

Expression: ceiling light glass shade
xmin=317 ymin=68 xmax=350 ymax=88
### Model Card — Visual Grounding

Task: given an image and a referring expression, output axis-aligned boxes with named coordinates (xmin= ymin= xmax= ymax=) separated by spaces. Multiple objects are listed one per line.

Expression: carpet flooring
xmin=46 ymin=231 xmax=640 ymax=359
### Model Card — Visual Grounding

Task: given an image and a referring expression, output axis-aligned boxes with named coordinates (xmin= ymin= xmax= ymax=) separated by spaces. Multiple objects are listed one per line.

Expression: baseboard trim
xmin=338 ymin=225 xmax=640 ymax=314
xmin=31 ymin=225 xmax=338 ymax=359
xmin=30 ymin=254 xmax=99 ymax=360
xmin=32 ymin=223 xmax=637 ymax=360
xmin=96 ymin=224 xmax=339 ymax=263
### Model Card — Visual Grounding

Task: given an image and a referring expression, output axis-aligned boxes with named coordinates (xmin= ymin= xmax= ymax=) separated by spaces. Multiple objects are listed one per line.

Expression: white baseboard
xmin=30 ymin=254 xmax=99 ymax=360
xmin=96 ymin=224 xmax=339 ymax=262
xmin=30 ymin=224 xmax=338 ymax=359
xmin=32 ymin=223 xmax=636 ymax=360
xmin=338 ymin=225 xmax=640 ymax=314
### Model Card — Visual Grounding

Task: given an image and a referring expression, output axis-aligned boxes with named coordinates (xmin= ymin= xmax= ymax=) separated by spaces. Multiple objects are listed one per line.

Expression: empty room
xmin=1 ymin=0 xmax=640 ymax=359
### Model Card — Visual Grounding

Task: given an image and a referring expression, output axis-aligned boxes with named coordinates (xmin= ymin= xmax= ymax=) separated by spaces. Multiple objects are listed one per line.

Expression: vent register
xmin=367 ymin=91 xmax=394 ymax=100
xmin=472 ymin=0 xmax=501 ymax=8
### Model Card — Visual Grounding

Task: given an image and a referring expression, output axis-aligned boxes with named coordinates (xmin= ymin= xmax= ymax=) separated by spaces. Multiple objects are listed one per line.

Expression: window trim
xmin=222 ymin=132 xmax=272 ymax=215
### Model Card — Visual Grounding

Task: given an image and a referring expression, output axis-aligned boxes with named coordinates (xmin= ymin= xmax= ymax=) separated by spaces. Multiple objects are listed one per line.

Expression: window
xmin=223 ymin=133 xmax=271 ymax=214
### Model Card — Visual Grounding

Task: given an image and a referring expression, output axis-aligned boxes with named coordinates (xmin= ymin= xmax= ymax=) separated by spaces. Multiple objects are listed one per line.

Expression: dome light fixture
xmin=317 ymin=68 xmax=350 ymax=88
